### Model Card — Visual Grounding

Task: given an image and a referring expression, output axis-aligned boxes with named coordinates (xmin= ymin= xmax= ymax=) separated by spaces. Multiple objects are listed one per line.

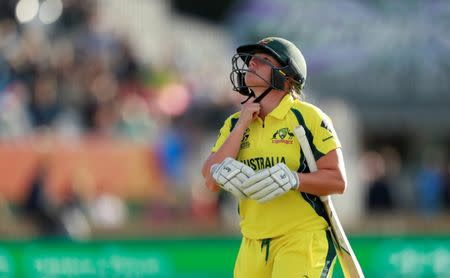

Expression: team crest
xmin=272 ymin=128 xmax=294 ymax=144
xmin=240 ymin=128 xmax=250 ymax=149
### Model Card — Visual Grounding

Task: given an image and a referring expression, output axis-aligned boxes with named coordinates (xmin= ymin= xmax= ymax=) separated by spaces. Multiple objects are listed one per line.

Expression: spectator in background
xmin=415 ymin=150 xmax=446 ymax=216
xmin=362 ymin=151 xmax=394 ymax=213
xmin=28 ymin=71 xmax=61 ymax=128
xmin=378 ymin=146 xmax=415 ymax=211
xmin=22 ymin=162 xmax=65 ymax=236
xmin=0 ymin=81 xmax=31 ymax=137
xmin=21 ymin=159 xmax=92 ymax=239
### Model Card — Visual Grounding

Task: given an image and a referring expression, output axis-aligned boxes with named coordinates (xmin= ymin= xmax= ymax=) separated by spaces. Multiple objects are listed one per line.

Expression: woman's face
xmin=244 ymin=53 xmax=281 ymax=89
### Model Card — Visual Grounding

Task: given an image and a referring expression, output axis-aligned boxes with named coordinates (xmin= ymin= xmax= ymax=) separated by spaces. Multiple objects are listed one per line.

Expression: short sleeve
xmin=311 ymin=110 xmax=341 ymax=159
xmin=211 ymin=116 xmax=236 ymax=153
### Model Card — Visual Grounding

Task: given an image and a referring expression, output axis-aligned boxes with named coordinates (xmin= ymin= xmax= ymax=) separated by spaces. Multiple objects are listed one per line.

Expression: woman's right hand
xmin=236 ymin=102 xmax=260 ymax=128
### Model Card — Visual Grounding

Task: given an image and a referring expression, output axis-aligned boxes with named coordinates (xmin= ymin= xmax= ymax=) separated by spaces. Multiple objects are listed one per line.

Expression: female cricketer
xmin=202 ymin=37 xmax=347 ymax=278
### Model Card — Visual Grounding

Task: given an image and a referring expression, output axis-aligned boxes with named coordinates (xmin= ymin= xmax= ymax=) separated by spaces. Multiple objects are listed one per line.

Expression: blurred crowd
xmin=0 ymin=0 xmax=236 ymax=238
xmin=1 ymin=0 xmax=194 ymax=140
xmin=361 ymin=146 xmax=450 ymax=216
xmin=0 ymin=0 xmax=449 ymax=239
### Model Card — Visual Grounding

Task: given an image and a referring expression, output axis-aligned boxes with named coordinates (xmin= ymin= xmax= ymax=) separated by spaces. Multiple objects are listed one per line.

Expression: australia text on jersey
xmin=241 ymin=156 xmax=286 ymax=171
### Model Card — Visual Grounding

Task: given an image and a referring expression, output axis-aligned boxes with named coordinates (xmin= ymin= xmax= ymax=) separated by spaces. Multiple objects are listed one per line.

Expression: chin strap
xmin=253 ymin=87 xmax=272 ymax=103
xmin=240 ymin=91 xmax=255 ymax=104
xmin=241 ymin=87 xmax=273 ymax=104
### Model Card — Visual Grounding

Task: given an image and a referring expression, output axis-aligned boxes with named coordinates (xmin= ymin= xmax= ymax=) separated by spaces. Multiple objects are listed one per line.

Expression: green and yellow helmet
xmin=230 ymin=37 xmax=307 ymax=101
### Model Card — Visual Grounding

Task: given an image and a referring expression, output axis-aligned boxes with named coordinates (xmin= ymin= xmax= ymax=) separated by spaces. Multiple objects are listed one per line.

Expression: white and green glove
xmin=211 ymin=157 xmax=256 ymax=199
xmin=242 ymin=163 xmax=300 ymax=203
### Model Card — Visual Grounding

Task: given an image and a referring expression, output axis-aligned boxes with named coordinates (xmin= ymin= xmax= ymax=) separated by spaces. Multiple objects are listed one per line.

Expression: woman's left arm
xmin=297 ymin=148 xmax=347 ymax=196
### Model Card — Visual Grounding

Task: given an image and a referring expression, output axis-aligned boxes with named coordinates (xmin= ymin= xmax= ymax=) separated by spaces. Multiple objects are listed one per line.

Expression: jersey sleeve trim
xmin=290 ymin=108 xmax=325 ymax=161
xmin=230 ymin=117 xmax=239 ymax=132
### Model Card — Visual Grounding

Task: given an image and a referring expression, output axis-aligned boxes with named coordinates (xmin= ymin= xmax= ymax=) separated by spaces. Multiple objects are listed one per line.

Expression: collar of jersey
xmin=267 ymin=94 xmax=295 ymax=120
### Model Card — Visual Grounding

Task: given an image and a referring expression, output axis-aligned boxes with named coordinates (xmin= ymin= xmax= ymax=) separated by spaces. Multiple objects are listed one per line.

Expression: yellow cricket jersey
xmin=211 ymin=94 xmax=341 ymax=239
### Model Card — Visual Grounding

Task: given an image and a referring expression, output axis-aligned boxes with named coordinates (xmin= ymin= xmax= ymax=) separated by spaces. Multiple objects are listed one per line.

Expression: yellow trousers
xmin=234 ymin=229 xmax=336 ymax=278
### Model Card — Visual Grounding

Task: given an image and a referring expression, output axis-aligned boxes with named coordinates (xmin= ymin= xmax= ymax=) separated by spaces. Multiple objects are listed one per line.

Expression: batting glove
xmin=210 ymin=157 xmax=256 ymax=199
xmin=242 ymin=163 xmax=300 ymax=203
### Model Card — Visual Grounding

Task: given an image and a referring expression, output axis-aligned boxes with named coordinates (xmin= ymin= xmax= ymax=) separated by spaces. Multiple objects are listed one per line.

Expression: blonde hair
xmin=287 ymin=79 xmax=304 ymax=100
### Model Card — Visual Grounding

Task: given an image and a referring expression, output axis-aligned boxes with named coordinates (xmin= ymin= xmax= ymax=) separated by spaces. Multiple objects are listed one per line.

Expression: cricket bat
xmin=294 ymin=125 xmax=364 ymax=278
